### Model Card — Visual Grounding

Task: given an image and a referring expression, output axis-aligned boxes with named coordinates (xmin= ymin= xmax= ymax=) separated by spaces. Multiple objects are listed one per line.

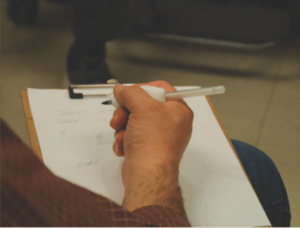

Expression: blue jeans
xmin=231 ymin=140 xmax=292 ymax=227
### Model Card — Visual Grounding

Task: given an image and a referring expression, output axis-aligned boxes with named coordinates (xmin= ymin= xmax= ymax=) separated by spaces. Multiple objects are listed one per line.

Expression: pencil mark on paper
xmin=74 ymin=159 xmax=100 ymax=169
xmin=57 ymin=118 xmax=80 ymax=124
xmin=97 ymin=107 xmax=115 ymax=114
xmin=93 ymin=118 xmax=108 ymax=123
xmin=56 ymin=110 xmax=85 ymax=116
xmin=61 ymin=129 xmax=67 ymax=135
xmin=97 ymin=132 xmax=114 ymax=145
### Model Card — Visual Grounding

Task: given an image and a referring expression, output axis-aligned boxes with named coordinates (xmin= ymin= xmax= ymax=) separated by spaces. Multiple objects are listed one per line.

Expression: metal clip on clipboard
xmin=68 ymin=84 xmax=116 ymax=99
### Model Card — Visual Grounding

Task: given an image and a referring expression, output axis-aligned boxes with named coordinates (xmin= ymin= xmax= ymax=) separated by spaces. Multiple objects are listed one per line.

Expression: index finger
xmin=135 ymin=80 xmax=176 ymax=92
xmin=135 ymin=80 xmax=187 ymax=105
xmin=113 ymin=84 xmax=158 ymax=113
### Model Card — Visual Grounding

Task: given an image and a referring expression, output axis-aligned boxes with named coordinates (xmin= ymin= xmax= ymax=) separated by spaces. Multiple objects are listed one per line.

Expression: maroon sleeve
xmin=1 ymin=118 xmax=191 ymax=227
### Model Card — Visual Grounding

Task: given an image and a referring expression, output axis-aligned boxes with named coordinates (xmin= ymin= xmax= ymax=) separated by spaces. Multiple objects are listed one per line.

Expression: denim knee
xmin=231 ymin=140 xmax=291 ymax=227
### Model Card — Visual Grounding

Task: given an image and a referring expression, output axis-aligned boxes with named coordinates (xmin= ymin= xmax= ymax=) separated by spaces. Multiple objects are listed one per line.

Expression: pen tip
xmin=102 ymin=100 xmax=110 ymax=105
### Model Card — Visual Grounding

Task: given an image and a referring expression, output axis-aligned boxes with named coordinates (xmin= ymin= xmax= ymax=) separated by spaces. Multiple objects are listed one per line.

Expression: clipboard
xmin=21 ymin=85 xmax=271 ymax=227
xmin=21 ymin=86 xmax=243 ymax=173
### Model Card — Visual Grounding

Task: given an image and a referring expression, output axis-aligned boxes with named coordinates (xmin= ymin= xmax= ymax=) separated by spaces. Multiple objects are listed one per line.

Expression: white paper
xmin=27 ymin=86 xmax=270 ymax=227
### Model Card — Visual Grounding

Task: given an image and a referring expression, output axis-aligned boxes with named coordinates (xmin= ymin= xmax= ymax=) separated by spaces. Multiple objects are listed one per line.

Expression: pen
xmin=102 ymin=85 xmax=225 ymax=108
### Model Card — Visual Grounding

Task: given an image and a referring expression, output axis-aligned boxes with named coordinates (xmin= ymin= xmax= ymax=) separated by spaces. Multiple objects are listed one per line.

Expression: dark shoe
xmin=67 ymin=42 xmax=118 ymax=85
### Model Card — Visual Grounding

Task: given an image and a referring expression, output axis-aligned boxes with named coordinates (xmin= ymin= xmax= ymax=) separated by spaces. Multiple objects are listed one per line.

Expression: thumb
xmin=113 ymin=84 xmax=159 ymax=113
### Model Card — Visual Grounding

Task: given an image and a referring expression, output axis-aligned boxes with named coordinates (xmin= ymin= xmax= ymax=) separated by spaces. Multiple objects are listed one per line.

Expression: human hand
xmin=110 ymin=81 xmax=193 ymax=185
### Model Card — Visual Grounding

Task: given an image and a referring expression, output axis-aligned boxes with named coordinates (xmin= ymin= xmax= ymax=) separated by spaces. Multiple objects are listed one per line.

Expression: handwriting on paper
xmin=57 ymin=118 xmax=80 ymax=124
xmin=74 ymin=159 xmax=101 ymax=169
xmin=55 ymin=110 xmax=84 ymax=124
xmin=56 ymin=110 xmax=85 ymax=116
xmin=55 ymin=108 xmax=114 ymax=125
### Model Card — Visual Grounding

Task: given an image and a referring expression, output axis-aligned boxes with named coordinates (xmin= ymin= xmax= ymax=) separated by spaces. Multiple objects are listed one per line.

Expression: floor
xmin=1 ymin=0 xmax=300 ymax=226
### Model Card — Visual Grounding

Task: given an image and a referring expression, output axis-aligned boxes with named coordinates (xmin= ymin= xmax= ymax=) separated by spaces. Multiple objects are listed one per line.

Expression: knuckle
xmin=147 ymin=100 xmax=164 ymax=112
xmin=173 ymin=105 xmax=194 ymax=124
xmin=186 ymin=106 xmax=194 ymax=121
xmin=157 ymin=80 xmax=169 ymax=85
xmin=185 ymin=109 xmax=194 ymax=126
xmin=119 ymin=85 xmax=137 ymax=99
xmin=119 ymin=86 xmax=129 ymax=98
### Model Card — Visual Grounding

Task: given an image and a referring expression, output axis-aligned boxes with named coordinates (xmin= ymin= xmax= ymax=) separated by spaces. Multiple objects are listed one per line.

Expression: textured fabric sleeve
xmin=132 ymin=206 xmax=192 ymax=227
xmin=0 ymin=118 xmax=191 ymax=227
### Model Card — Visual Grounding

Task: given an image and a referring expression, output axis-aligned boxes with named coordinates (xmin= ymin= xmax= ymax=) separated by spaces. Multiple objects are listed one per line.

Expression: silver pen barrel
xmin=165 ymin=86 xmax=225 ymax=99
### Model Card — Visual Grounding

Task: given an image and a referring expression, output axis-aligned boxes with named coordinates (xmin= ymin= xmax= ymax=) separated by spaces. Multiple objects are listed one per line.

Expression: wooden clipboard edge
xmin=206 ymin=96 xmax=271 ymax=226
xmin=21 ymin=89 xmax=43 ymax=162
xmin=205 ymin=96 xmax=254 ymax=189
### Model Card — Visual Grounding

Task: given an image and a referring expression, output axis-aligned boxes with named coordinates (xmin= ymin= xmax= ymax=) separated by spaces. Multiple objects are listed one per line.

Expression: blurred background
xmin=1 ymin=0 xmax=300 ymax=225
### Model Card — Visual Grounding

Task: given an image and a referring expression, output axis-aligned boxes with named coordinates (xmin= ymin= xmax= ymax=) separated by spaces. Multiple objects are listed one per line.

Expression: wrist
xmin=122 ymin=162 xmax=186 ymax=216
xmin=126 ymin=151 xmax=180 ymax=173
xmin=125 ymin=157 xmax=179 ymax=184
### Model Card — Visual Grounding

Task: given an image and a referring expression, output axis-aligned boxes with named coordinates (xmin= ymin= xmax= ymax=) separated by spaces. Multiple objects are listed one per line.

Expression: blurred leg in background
xmin=67 ymin=0 xmax=130 ymax=84
xmin=231 ymin=140 xmax=292 ymax=227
